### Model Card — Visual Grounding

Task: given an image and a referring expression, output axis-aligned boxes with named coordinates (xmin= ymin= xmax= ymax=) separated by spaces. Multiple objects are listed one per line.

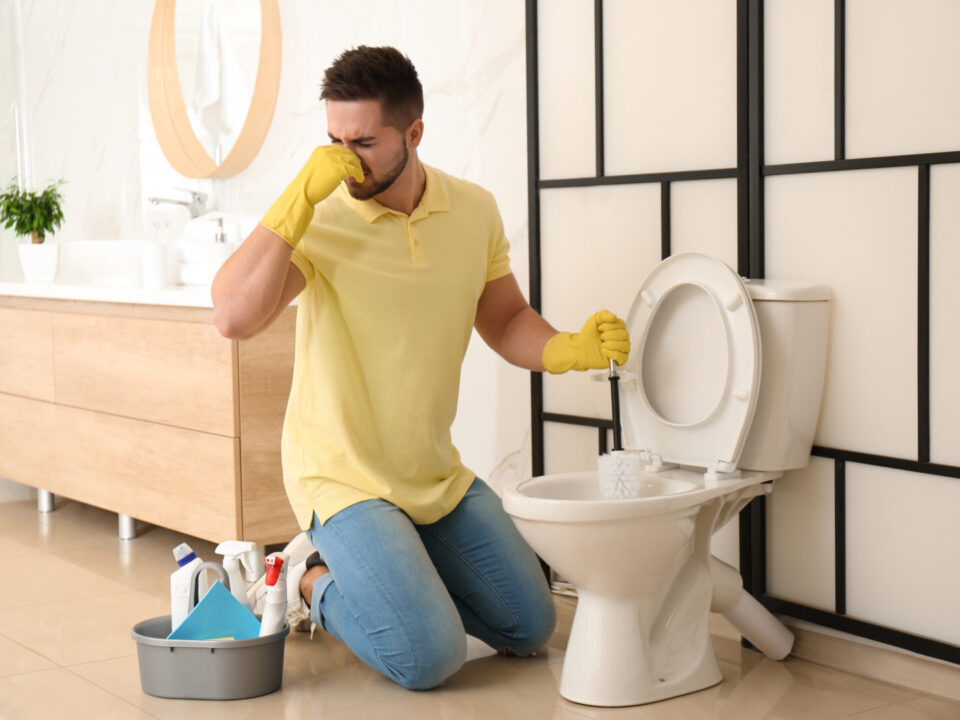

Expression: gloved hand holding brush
xmin=542 ymin=310 xmax=630 ymax=374
xmin=259 ymin=145 xmax=365 ymax=249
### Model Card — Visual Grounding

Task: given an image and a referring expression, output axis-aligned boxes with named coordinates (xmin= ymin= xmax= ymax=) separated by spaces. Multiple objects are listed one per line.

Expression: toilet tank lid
xmin=742 ymin=278 xmax=831 ymax=302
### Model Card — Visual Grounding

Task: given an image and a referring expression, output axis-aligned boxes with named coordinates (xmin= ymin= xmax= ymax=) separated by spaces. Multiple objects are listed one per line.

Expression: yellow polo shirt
xmin=280 ymin=164 xmax=512 ymax=528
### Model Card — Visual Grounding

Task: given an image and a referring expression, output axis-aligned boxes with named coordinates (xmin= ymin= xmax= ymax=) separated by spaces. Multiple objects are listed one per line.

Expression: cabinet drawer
xmin=52 ymin=402 xmax=240 ymax=542
xmin=0 ymin=308 xmax=55 ymax=401
xmin=53 ymin=313 xmax=237 ymax=436
xmin=0 ymin=392 xmax=57 ymax=487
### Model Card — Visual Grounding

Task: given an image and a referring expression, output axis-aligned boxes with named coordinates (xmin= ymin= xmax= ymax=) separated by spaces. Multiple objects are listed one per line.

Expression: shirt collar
xmin=339 ymin=163 xmax=450 ymax=223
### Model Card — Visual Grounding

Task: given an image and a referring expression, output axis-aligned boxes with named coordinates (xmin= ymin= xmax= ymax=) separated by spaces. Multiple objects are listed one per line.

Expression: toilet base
xmin=559 ymin=588 xmax=722 ymax=707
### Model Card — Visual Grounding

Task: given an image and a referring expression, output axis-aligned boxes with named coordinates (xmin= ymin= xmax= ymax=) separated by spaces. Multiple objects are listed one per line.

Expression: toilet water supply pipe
xmin=710 ymin=556 xmax=795 ymax=660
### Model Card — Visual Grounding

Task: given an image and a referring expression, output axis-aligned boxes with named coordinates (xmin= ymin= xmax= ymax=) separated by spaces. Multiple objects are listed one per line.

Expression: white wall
xmin=0 ymin=0 xmax=531 ymax=499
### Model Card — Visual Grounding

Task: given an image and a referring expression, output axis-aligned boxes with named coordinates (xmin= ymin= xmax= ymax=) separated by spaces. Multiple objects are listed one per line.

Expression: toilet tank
xmin=737 ymin=279 xmax=831 ymax=472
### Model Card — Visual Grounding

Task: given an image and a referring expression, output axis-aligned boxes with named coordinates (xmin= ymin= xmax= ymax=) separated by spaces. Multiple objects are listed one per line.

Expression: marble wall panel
xmin=929 ymin=164 xmax=960 ymax=467
xmin=766 ymin=457 xmax=836 ymax=612
xmin=846 ymin=463 xmax=960 ymax=646
xmin=847 ymin=0 xmax=960 ymax=159
xmin=537 ymin=0 xmax=596 ymax=181
xmin=669 ymin=178 xmax=738 ymax=270
xmin=603 ymin=0 xmax=737 ymax=175
xmin=765 ymin=167 xmax=918 ymax=459
xmin=764 ymin=0 xmax=834 ymax=166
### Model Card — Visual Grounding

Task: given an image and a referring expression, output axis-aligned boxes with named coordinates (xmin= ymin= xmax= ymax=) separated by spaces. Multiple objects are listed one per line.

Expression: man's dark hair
xmin=320 ymin=46 xmax=424 ymax=131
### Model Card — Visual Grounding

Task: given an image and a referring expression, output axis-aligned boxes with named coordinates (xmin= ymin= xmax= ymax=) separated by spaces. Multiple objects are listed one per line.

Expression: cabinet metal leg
xmin=118 ymin=513 xmax=137 ymax=540
xmin=37 ymin=489 xmax=55 ymax=513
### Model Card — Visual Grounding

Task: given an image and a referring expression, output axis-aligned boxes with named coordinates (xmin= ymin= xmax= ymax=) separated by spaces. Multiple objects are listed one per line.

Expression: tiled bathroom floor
xmin=0 ymin=498 xmax=957 ymax=719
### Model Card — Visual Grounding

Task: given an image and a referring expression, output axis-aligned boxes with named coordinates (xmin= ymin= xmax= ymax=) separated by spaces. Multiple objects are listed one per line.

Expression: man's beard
xmin=347 ymin=142 xmax=409 ymax=200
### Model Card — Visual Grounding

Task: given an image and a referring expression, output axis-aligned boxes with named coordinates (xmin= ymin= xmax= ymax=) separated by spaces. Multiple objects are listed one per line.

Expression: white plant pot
xmin=17 ymin=241 xmax=59 ymax=283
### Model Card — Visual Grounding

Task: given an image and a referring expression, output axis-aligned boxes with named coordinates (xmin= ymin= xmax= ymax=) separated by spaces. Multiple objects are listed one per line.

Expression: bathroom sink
xmin=58 ymin=240 xmax=166 ymax=288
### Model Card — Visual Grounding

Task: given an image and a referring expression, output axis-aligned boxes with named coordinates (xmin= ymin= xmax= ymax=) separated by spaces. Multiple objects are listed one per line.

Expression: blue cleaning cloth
xmin=167 ymin=580 xmax=261 ymax=641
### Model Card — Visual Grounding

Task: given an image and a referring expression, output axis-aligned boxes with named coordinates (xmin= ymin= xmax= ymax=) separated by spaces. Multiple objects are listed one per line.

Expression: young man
xmin=211 ymin=46 xmax=629 ymax=690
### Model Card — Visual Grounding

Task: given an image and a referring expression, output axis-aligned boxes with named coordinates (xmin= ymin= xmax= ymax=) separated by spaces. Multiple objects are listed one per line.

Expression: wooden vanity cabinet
xmin=0 ymin=296 xmax=300 ymax=545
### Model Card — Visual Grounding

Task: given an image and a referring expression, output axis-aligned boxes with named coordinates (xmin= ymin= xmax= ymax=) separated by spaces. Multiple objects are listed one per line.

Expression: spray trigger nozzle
xmin=264 ymin=555 xmax=284 ymax=586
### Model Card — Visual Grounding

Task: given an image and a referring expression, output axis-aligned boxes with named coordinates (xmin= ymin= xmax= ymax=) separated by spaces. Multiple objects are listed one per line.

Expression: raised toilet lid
xmin=622 ymin=252 xmax=761 ymax=474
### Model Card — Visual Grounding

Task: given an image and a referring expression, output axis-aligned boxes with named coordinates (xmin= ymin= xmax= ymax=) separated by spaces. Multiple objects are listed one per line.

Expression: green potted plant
xmin=0 ymin=178 xmax=65 ymax=283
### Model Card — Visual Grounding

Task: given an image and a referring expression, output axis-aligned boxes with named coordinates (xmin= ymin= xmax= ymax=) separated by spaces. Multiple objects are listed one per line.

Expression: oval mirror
xmin=147 ymin=0 xmax=281 ymax=179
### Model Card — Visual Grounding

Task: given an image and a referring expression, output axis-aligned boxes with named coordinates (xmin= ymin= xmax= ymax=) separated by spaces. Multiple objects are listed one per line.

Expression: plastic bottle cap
xmin=172 ymin=542 xmax=197 ymax=567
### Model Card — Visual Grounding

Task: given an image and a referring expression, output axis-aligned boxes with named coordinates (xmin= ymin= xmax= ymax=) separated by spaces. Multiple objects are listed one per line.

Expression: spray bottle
xmin=258 ymin=552 xmax=289 ymax=637
xmin=214 ymin=541 xmax=262 ymax=612
xmin=169 ymin=542 xmax=208 ymax=631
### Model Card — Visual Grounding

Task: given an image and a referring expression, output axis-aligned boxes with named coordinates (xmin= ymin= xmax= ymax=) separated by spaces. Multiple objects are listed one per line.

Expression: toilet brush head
xmin=597 ymin=450 xmax=643 ymax=499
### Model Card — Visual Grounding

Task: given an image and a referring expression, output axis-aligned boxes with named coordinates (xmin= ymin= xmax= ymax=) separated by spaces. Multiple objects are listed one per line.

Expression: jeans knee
xmin=391 ymin=631 xmax=466 ymax=690
xmin=506 ymin=594 xmax=558 ymax=656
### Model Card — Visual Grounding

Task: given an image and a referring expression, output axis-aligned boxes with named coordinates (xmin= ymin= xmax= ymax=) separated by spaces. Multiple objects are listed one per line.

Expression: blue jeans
xmin=305 ymin=476 xmax=557 ymax=690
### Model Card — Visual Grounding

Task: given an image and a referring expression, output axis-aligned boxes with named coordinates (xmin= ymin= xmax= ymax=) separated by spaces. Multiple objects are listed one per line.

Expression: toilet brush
xmin=597 ymin=359 xmax=643 ymax=499
xmin=609 ymin=358 xmax=623 ymax=452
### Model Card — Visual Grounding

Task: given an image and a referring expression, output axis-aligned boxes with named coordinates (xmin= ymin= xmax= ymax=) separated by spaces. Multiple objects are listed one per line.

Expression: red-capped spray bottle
xmin=258 ymin=552 xmax=289 ymax=637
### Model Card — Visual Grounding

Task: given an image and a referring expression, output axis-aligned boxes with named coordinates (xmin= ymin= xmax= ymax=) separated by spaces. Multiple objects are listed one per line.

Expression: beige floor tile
xmin=0 ymin=590 xmax=168 ymax=666
xmin=0 ymin=634 xmax=56 ymax=678
xmin=0 ymin=499 xmax=123 ymax=556
xmin=71 ymin=648 xmax=585 ymax=720
xmin=58 ymin=526 xmax=220 ymax=602
xmin=0 ymin=552 xmax=136 ymax=611
xmin=0 ymin=667 xmax=157 ymax=719
xmin=847 ymin=694 xmax=960 ymax=719
xmin=760 ymin=658 xmax=922 ymax=718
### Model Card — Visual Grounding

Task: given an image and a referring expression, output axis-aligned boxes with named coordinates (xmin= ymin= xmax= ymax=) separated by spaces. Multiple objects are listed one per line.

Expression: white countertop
xmin=0 ymin=281 xmax=217 ymax=307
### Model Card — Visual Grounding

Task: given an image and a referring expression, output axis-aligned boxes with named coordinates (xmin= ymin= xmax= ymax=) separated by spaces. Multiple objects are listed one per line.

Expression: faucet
xmin=147 ymin=188 xmax=208 ymax=218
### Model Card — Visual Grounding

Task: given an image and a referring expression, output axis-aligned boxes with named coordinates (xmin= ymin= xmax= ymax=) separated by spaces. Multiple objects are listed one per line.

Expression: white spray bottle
xmin=258 ymin=552 xmax=289 ymax=637
xmin=169 ymin=542 xmax=208 ymax=631
xmin=214 ymin=540 xmax=261 ymax=612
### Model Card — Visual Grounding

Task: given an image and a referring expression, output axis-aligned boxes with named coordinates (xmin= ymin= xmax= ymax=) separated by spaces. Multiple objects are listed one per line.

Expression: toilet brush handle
xmin=609 ymin=358 xmax=623 ymax=451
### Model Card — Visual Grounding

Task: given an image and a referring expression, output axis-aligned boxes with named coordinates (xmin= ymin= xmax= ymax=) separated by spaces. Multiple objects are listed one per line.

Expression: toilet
xmin=502 ymin=252 xmax=830 ymax=707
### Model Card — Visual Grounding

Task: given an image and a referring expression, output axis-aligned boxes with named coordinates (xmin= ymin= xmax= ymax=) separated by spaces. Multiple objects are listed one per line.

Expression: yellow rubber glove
xmin=259 ymin=145 xmax=364 ymax=248
xmin=542 ymin=310 xmax=630 ymax=374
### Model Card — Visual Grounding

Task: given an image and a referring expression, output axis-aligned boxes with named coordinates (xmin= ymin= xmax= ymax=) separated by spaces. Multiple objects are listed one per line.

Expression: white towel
xmin=194 ymin=0 xmax=248 ymax=157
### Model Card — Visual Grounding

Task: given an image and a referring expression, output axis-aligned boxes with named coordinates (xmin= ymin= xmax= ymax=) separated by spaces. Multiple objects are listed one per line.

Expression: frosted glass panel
xmin=764 ymin=0 xmax=834 ymax=165
xmin=765 ymin=168 xmax=917 ymax=458
xmin=847 ymin=0 xmax=960 ymax=158
xmin=544 ymin=422 xmax=600 ymax=476
xmin=766 ymin=457 xmax=836 ymax=612
xmin=669 ymin=178 xmax=738 ymax=270
xmin=930 ymin=164 xmax=960 ymax=466
xmin=538 ymin=0 xmax=596 ymax=180
xmin=541 ymin=184 xmax=662 ymax=419
xmin=846 ymin=463 xmax=960 ymax=646
xmin=603 ymin=0 xmax=737 ymax=175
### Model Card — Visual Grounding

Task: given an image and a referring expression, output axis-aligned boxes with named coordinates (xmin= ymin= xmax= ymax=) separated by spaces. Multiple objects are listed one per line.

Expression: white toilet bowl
xmin=504 ymin=468 xmax=775 ymax=706
xmin=504 ymin=253 xmax=831 ymax=707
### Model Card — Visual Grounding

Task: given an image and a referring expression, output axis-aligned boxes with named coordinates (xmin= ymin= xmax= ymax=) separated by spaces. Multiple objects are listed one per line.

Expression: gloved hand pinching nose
xmin=259 ymin=145 xmax=364 ymax=249
xmin=542 ymin=310 xmax=630 ymax=374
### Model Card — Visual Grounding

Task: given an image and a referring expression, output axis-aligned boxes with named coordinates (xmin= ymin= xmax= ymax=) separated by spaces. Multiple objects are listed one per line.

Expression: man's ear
xmin=407 ymin=119 xmax=424 ymax=149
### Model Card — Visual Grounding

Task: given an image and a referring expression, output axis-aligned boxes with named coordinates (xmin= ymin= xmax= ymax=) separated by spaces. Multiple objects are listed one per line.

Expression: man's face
xmin=326 ymin=99 xmax=410 ymax=200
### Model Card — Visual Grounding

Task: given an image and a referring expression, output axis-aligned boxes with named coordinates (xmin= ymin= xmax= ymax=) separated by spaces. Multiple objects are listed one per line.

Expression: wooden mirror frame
xmin=147 ymin=0 xmax=281 ymax=179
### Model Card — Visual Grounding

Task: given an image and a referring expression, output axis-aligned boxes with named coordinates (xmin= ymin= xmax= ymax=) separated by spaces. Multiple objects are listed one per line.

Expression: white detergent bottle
xmin=214 ymin=540 xmax=258 ymax=612
xmin=258 ymin=552 xmax=289 ymax=637
xmin=169 ymin=542 xmax=208 ymax=632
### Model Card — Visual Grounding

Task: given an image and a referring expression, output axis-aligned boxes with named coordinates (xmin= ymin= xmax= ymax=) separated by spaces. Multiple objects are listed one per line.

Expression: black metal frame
xmin=525 ymin=0 xmax=960 ymax=666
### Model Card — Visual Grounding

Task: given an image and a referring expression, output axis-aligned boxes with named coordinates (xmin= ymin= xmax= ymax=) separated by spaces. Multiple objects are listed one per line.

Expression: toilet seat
xmin=623 ymin=252 xmax=761 ymax=478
